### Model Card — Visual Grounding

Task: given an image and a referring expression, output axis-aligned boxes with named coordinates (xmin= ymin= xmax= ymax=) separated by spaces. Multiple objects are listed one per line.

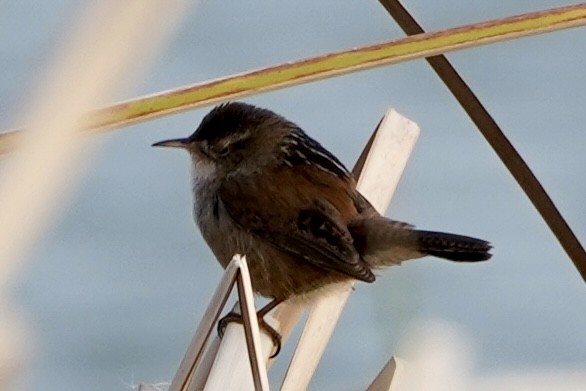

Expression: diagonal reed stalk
xmin=378 ymin=0 xmax=586 ymax=282
xmin=0 ymin=3 xmax=585 ymax=155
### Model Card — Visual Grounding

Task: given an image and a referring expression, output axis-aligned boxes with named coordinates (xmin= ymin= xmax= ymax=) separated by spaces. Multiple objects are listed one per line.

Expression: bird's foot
xmin=217 ymin=310 xmax=282 ymax=358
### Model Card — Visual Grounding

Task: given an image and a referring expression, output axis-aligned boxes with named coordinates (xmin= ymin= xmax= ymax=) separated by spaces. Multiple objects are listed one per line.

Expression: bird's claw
xmin=217 ymin=311 xmax=282 ymax=358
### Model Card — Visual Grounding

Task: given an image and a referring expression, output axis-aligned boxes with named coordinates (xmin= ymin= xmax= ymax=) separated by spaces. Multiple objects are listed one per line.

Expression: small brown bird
xmin=154 ymin=102 xmax=491 ymax=354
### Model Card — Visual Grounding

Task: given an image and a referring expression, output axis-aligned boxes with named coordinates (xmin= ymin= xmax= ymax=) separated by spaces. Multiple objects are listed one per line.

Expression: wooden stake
xmin=279 ymin=109 xmax=419 ymax=391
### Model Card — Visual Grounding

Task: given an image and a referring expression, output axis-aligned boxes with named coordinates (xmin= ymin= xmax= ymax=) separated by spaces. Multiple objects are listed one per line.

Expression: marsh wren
xmin=154 ymin=102 xmax=492 ymax=355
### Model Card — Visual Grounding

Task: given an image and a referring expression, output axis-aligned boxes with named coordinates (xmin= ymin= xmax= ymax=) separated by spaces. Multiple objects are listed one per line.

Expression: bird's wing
xmin=218 ymin=168 xmax=375 ymax=282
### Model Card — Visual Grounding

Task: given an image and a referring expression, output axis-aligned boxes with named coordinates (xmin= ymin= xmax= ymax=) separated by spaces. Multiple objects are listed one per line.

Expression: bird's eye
xmin=215 ymin=144 xmax=230 ymax=157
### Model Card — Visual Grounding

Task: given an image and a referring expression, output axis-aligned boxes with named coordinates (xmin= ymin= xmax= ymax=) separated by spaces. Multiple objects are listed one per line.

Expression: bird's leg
xmin=217 ymin=298 xmax=284 ymax=358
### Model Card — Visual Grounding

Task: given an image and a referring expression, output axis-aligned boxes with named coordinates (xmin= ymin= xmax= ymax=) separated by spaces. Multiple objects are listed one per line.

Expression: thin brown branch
xmin=378 ymin=0 xmax=586 ymax=282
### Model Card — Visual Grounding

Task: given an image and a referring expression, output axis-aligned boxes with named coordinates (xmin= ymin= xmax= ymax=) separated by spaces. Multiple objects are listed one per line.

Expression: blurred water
xmin=1 ymin=1 xmax=585 ymax=390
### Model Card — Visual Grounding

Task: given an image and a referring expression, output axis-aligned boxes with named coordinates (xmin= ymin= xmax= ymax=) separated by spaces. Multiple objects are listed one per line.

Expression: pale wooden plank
xmin=279 ymin=109 xmax=419 ymax=391
xmin=366 ymin=357 xmax=401 ymax=391
xmin=201 ymin=255 xmax=270 ymax=391
xmin=169 ymin=259 xmax=239 ymax=391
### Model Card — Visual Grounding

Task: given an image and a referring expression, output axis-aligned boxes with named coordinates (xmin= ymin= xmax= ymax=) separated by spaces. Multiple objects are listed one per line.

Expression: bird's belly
xmin=245 ymin=243 xmax=353 ymax=300
xmin=197 ymin=211 xmax=351 ymax=299
xmin=195 ymin=194 xmax=354 ymax=300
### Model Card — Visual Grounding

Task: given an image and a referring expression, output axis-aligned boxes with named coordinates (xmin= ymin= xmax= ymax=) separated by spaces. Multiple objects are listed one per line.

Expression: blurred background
xmin=1 ymin=1 xmax=585 ymax=390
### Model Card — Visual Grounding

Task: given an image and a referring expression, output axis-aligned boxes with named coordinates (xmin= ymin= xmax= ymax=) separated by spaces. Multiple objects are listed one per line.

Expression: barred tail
xmin=416 ymin=230 xmax=492 ymax=262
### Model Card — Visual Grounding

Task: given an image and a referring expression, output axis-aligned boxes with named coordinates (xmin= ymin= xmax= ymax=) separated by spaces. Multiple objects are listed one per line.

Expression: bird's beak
xmin=152 ymin=137 xmax=190 ymax=149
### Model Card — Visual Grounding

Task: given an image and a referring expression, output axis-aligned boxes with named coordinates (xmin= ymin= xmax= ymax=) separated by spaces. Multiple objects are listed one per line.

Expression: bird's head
xmin=153 ymin=102 xmax=296 ymax=178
